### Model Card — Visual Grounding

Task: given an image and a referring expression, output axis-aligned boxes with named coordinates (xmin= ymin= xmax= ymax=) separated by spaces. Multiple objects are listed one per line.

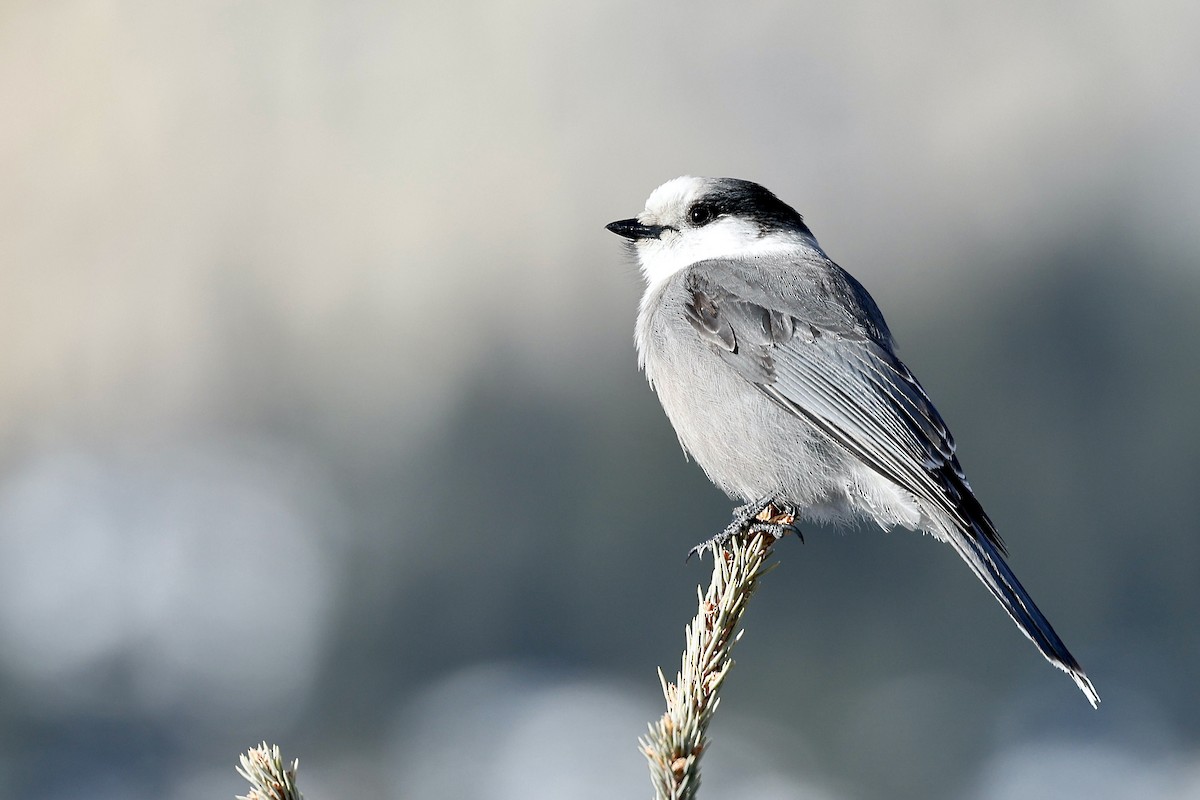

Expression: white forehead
xmin=641 ymin=175 xmax=708 ymax=218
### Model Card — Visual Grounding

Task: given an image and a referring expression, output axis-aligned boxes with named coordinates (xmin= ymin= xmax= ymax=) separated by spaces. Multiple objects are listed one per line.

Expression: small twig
xmin=236 ymin=743 xmax=304 ymax=800
xmin=640 ymin=528 xmax=779 ymax=799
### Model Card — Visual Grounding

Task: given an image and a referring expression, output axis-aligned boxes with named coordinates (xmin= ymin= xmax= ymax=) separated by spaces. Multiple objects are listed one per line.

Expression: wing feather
xmin=683 ymin=263 xmax=1003 ymax=550
xmin=675 ymin=257 xmax=1100 ymax=702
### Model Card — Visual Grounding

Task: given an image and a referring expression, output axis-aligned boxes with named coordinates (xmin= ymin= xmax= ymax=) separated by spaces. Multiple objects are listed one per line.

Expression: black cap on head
xmin=699 ymin=178 xmax=812 ymax=237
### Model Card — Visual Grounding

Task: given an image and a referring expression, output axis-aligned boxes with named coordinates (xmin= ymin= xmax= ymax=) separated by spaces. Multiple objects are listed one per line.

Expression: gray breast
xmin=636 ymin=273 xmax=850 ymax=508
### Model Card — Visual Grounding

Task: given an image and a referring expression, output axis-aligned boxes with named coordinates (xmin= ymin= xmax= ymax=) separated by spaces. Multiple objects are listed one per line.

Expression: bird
xmin=606 ymin=176 xmax=1099 ymax=707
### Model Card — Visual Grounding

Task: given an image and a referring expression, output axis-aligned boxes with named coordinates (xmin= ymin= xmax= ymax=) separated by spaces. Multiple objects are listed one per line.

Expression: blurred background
xmin=2 ymin=1 xmax=1198 ymax=798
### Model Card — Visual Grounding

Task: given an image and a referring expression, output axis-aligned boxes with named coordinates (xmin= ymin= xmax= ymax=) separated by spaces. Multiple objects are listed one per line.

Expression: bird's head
xmin=606 ymin=176 xmax=817 ymax=286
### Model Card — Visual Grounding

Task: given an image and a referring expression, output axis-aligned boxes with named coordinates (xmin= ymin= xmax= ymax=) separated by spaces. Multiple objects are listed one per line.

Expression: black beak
xmin=606 ymin=218 xmax=665 ymax=241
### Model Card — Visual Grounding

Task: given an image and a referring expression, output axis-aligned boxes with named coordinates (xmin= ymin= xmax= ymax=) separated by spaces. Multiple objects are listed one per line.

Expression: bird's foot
xmin=686 ymin=498 xmax=804 ymax=561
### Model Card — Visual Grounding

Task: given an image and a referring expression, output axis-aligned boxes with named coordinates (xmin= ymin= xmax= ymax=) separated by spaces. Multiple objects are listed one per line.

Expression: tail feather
xmin=947 ymin=524 xmax=1099 ymax=708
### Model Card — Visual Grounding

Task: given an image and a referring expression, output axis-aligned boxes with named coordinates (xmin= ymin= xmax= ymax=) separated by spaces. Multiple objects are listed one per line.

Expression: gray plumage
xmin=608 ymin=176 xmax=1098 ymax=707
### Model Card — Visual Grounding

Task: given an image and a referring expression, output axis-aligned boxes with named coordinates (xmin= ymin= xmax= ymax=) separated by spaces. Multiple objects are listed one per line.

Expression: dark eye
xmin=688 ymin=203 xmax=714 ymax=226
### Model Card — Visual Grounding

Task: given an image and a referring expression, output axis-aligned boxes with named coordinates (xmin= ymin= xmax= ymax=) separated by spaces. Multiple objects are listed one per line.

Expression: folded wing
xmin=681 ymin=259 xmax=1098 ymax=706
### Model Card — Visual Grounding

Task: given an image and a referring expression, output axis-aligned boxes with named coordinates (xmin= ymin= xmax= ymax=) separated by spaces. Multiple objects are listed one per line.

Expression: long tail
xmin=946 ymin=523 xmax=1099 ymax=708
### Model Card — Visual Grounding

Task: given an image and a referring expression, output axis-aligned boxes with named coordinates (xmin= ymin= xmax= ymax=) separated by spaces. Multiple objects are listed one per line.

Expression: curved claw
xmin=686 ymin=531 xmax=735 ymax=563
xmin=685 ymin=496 xmax=804 ymax=562
xmin=747 ymin=520 xmax=802 ymax=543
xmin=744 ymin=520 xmax=801 ymax=544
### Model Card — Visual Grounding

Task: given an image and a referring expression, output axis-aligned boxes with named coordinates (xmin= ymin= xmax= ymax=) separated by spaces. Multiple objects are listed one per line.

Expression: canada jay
xmin=606 ymin=176 xmax=1098 ymax=706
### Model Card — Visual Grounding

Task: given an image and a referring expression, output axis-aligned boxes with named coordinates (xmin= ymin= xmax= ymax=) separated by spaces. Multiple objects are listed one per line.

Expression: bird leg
xmin=687 ymin=496 xmax=804 ymax=561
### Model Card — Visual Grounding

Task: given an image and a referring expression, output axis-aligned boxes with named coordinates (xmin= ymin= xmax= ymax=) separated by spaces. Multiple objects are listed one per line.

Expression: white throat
xmin=635 ymin=224 xmax=812 ymax=289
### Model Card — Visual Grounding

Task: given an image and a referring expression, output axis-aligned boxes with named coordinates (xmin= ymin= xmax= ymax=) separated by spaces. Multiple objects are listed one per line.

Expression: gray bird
xmin=606 ymin=176 xmax=1099 ymax=707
